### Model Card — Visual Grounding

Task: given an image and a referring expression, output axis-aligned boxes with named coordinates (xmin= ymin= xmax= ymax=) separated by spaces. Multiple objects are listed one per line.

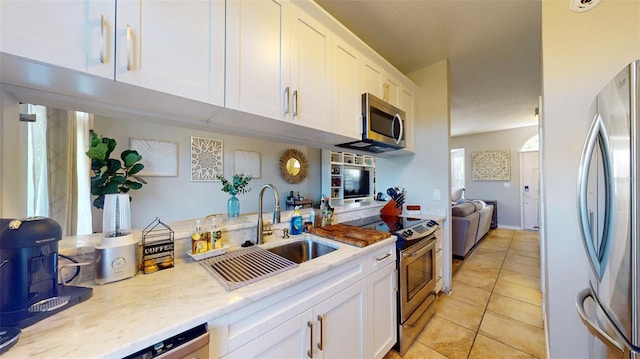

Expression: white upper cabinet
xmin=399 ymin=86 xmax=415 ymax=152
xmin=1 ymin=0 xmax=224 ymax=106
xmin=361 ymin=60 xmax=384 ymax=99
xmin=331 ymin=36 xmax=361 ymax=139
xmin=289 ymin=5 xmax=332 ymax=130
xmin=225 ymin=0 xmax=290 ymax=120
xmin=115 ymin=0 xmax=224 ymax=106
xmin=226 ymin=0 xmax=331 ymax=131
xmin=383 ymin=75 xmax=400 ymax=106
xmin=0 ymin=0 xmax=115 ymax=79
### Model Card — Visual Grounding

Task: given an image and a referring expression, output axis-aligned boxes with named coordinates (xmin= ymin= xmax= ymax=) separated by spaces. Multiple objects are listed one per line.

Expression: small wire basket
xmin=142 ymin=217 xmax=175 ymax=274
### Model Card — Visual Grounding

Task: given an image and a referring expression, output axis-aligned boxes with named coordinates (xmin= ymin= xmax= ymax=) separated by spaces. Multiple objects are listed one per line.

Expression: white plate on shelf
xmin=186 ymin=245 xmax=229 ymax=261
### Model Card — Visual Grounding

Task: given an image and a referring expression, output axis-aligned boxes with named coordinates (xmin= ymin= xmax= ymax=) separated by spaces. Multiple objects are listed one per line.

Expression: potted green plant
xmin=85 ymin=131 xmax=147 ymax=209
xmin=216 ymin=173 xmax=252 ymax=217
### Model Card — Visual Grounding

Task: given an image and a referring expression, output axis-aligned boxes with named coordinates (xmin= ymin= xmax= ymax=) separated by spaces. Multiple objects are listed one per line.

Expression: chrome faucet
xmin=257 ymin=184 xmax=281 ymax=244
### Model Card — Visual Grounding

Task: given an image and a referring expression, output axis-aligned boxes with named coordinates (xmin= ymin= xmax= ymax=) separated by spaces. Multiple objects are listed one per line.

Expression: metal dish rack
xmin=198 ymin=246 xmax=297 ymax=291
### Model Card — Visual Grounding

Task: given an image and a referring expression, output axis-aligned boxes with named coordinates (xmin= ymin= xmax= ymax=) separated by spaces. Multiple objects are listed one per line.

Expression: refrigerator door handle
xmin=577 ymin=113 xmax=616 ymax=281
xmin=576 ymin=286 xmax=640 ymax=355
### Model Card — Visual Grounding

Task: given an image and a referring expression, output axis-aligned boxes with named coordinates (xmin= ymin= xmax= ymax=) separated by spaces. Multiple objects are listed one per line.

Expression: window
xmin=451 ymin=148 xmax=465 ymax=200
xmin=25 ymin=105 xmax=93 ymax=235
xmin=521 ymin=134 xmax=539 ymax=152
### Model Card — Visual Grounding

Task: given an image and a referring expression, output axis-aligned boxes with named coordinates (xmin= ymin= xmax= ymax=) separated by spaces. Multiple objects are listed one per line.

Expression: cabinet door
xmin=399 ymin=86 xmax=415 ymax=152
xmin=383 ymin=76 xmax=400 ymax=106
xmin=116 ymin=0 xmax=224 ymax=105
xmin=332 ymin=37 xmax=361 ymax=140
xmin=361 ymin=60 xmax=384 ymax=98
xmin=0 ymin=0 xmax=114 ymax=79
xmin=226 ymin=309 xmax=313 ymax=359
xmin=369 ymin=262 xmax=397 ymax=359
xmin=226 ymin=0 xmax=290 ymax=120
xmin=314 ymin=280 xmax=368 ymax=359
xmin=289 ymin=5 xmax=331 ymax=130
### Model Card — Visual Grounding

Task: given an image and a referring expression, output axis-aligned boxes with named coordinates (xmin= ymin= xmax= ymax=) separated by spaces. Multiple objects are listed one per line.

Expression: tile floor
xmin=384 ymin=228 xmax=546 ymax=359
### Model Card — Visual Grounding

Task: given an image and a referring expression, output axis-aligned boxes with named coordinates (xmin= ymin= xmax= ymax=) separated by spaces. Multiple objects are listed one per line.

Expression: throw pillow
xmin=452 ymin=202 xmax=476 ymax=217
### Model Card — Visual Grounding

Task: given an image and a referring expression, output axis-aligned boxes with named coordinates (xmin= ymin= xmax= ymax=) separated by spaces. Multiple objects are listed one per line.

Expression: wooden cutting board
xmin=310 ymin=224 xmax=391 ymax=247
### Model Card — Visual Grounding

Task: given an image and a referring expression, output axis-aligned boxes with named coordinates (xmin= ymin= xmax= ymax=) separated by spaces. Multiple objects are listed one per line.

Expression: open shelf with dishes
xmin=322 ymin=150 xmax=375 ymax=206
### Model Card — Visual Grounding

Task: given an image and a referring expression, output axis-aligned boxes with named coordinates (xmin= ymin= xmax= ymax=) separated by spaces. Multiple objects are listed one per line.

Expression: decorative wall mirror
xmin=279 ymin=149 xmax=308 ymax=184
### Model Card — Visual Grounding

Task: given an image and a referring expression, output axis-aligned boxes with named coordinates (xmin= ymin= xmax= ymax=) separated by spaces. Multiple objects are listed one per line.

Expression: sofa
xmin=451 ymin=200 xmax=494 ymax=258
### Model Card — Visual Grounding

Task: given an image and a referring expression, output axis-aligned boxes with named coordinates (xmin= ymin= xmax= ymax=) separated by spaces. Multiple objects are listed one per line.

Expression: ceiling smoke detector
xmin=570 ymin=0 xmax=602 ymax=12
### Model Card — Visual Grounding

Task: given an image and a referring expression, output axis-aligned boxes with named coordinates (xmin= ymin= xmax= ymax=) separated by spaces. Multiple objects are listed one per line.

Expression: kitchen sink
xmin=267 ymin=239 xmax=338 ymax=264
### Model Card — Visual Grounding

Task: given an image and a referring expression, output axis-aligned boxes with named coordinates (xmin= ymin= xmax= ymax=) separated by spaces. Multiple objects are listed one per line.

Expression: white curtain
xmin=26 ymin=105 xmax=93 ymax=236
xmin=26 ymin=104 xmax=49 ymax=217
xmin=75 ymin=111 xmax=93 ymax=235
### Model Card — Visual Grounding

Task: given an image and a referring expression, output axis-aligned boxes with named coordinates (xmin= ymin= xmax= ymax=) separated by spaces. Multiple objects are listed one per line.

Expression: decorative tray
xmin=186 ymin=245 xmax=229 ymax=261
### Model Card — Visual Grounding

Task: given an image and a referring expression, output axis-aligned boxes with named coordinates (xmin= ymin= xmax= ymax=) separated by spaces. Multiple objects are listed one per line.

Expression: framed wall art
xmin=130 ymin=138 xmax=178 ymax=176
xmin=234 ymin=150 xmax=261 ymax=178
xmin=472 ymin=150 xmax=511 ymax=181
xmin=190 ymin=137 xmax=223 ymax=181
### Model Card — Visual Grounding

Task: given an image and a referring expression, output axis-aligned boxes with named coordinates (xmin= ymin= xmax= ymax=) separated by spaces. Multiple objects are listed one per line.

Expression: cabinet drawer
xmin=368 ymin=244 xmax=396 ymax=273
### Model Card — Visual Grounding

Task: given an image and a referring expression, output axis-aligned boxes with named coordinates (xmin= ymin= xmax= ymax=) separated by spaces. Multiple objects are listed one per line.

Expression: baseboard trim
xmin=495 ymin=225 xmax=523 ymax=230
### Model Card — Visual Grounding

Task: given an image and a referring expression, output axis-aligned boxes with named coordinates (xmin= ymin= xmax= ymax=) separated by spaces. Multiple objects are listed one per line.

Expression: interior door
xmin=521 ymin=151 xmax=540 ymax=230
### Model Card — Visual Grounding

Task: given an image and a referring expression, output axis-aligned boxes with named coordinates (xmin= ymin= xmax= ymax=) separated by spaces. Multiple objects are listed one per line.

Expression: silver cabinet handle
xmin=375 ymin=253 xmax=391 ymax=262
xmin=100 ymin=15 xmax=106 ymax=64
xmin=283 ymin=87 xmax=290 ymax=115
xmin=126 ymin=24 xmax=133 ymax=71
xmin=307 ymin=321 xmax=313 ymax=358
xmin=292 ymin=90 xmax=298 ymax=117
xmin=317 ymin=315 xmax=324 ymax=350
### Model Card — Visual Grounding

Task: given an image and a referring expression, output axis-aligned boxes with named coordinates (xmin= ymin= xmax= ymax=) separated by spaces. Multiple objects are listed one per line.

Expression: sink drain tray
xmin=199 ymin=246 xmax=298 ymax=291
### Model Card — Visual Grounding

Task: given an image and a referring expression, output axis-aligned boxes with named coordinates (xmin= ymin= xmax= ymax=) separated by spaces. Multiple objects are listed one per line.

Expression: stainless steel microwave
xmin=337 ymin=93 xmax=406 ymax=153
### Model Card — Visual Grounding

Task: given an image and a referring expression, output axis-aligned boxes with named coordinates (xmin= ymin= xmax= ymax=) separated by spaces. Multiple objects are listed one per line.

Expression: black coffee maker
xmin=0 ymin=217 xmax=92 ymax=328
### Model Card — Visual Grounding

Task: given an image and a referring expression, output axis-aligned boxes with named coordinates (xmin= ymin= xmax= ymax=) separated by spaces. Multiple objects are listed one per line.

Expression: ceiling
xmin=315 ymin=0 xmax=541 ymax=137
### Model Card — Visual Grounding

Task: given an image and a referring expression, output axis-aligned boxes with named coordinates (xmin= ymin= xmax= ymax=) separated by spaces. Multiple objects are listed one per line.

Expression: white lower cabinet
xmin=313 ymin=280 xmax=367 ymax=358
xmin=370 ymin=262 xmax=397 ymax=359
xmin=226 ymin=309 xmax=313 ymax=359
xmin=221 ymin=243 xmax=397 ymax=359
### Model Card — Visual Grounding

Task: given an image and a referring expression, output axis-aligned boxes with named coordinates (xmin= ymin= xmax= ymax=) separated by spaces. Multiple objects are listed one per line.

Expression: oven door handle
xmin=401 ymin=239 xmax=434 ymax=258
xmin=402 ymin=292 xmax=437 ymax=328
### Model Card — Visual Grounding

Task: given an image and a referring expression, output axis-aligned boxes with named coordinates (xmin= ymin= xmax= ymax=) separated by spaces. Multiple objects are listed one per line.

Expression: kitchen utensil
xmin=387 ymin=187 xmax=398 ymax=199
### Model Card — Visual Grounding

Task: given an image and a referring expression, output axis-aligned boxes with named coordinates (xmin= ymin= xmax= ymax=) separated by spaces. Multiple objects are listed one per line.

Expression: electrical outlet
xmin=504 ymin=182 xmax=511 ymax=188
xmin=433 ymin=189 xmax=441 ymax=200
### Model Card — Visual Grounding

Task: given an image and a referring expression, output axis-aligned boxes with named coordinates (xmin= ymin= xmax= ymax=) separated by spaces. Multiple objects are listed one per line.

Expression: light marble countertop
xmin=5 ymin=232 xmax=397 ymax=359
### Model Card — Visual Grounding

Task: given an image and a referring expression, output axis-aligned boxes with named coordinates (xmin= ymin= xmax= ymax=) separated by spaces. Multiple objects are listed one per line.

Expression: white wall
xmin=92 ymin=116 xmax=322 ymax=230
xmin=541 ymin=0 xmax=640 ymax=357
xmin=451 ymin=126 xmax=538 ymax=228
xmin=377 ymin=59 xmax=452 ymax=289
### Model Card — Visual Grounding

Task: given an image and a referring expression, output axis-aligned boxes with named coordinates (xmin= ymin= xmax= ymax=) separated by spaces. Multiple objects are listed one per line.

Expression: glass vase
xmin=227 ymin=194 xmax=240 ymax=218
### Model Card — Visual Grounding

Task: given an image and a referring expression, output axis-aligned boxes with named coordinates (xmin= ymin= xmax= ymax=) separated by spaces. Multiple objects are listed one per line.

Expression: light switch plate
xmin=433 ymin=189 xmax=441 ymax=200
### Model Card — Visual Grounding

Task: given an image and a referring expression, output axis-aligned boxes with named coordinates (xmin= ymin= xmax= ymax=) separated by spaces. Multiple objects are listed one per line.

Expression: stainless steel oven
xmin=342 ymin=215 xmax=439 ymax=356
xmin=397 ymin=233 xmax=437 ymax=356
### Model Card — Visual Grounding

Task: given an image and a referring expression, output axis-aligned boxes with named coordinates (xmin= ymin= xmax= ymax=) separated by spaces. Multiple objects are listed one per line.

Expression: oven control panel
xmin=397 ymin=220 xmax=439 ymax=241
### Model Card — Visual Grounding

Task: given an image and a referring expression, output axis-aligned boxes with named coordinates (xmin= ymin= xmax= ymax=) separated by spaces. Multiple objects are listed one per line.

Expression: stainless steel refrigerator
xmin=576 ymin=61 xmax=640 ymax=358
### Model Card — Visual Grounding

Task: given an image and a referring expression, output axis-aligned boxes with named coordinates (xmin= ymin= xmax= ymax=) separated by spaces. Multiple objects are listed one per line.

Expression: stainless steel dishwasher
xmin=123 ymin=323 xmax=209 ymax=359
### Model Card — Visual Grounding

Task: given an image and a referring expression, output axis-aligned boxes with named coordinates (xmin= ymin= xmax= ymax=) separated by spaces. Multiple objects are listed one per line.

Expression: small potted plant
xmin=85 ymin=131 xmax=147 ymax=209
xmin=217 ymin=173 xmax=252 ymax=218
